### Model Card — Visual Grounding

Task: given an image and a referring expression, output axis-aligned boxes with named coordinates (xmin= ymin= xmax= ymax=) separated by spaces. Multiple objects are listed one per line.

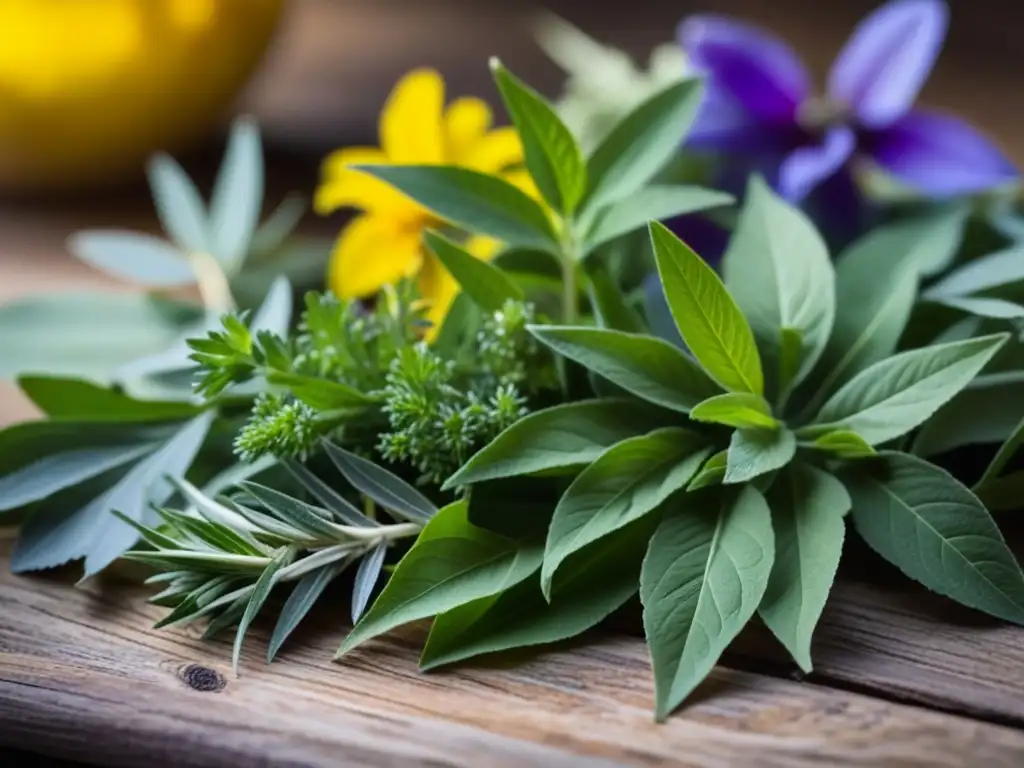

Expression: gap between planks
xmin=1 ymin=547 xmax=1024 ymax=767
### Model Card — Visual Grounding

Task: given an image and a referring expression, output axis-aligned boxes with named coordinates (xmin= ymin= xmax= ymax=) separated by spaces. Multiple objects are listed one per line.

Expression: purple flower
xmin=679 ymin=0 xmax=1018 ymax=202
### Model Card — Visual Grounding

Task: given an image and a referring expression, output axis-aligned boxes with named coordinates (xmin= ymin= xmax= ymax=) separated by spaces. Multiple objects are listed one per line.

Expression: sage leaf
xmin=722 ymin=177 xmax=834 ymax=396
xmin=282 ymin=459 xmax=376 ymax=527
xmin=423 ymin=230 xmax=524 ymax=313
xmin=268 ymin=559 xmax=349 ymax=662
xmin=641 ymin=486 xmax=774 ymax=720
xmin=582 ymin=78 xmax=703 ymax=212
xmin=843 ymin=452 xmax=1024 ymax=624
xmin=11 ymin=411 xmax=214 ymax=574
xmin=67 ymin=231 xmax=196 ymax=287
xmin=337 ymin=501 xmax=543 ymax=655
xmin=585 ymin=260 xmax=645 ymax=334
xmin=234 ymin=545 xmax=297 ymax=673
xmin=689 ymin=392 xmax=778 ymax=430
xmin=975 ymin=470 xmax=1024 ymax=512
xmin=924 ymin=244 xmax=1024 ymax=299
xmin=811 ymin=430 xmax=876 ymax=459
xmin=0 ymin=442 xmax=155 ymax=512
xmin=978 ymin=413 xmax=1024 ymax=487
xmin=210 ymin=116 xmax=264 ymax=274
xmin=725 ymin=428 xmax=796 ymax=485
xmin=323 ymin=442 xmax=438 ymax=522
xmin=420 ymin=514 xmax=655 ymax=670
xmin=809 ymin=334 xmax=1009 ymax=446
xmin=583 ymin=185 xmax=733 ymax=254
xmin=351 ymin=542 xmax=388 ymax=623
xmin=650 ymin=221 xmax=764 ymax=395
xmin=147 ymin=153 xmax=209 ymax=254
xmin=491 ymin=59 xmax=586 ymax=214
xmin=759 ymin=463 xmax=849 ymax=672
xmin=529 ymin=325 xmax=720 ymax=413
xmin=237 ymin=482 xmax=341 ymax=540
xmin=912 ymin=377 xmax=1024 ymax=458
xmin=445 ymin=399 xmax=669 ymax=488
xmin=687 ymin=450 xmax=728 ymax=490
xmin=541 ymin=427 xmax=710 ymax=597
xmin=930 ymin=296 xmax=1024 ymax=320
xmin=17 ymin=376 xmax=201 ymax=422
xmin=353 ymin=164 xmax=558 ymax=251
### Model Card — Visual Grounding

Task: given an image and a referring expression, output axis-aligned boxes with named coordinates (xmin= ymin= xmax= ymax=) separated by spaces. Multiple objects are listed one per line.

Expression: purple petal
xmin=828 ymin=0 xmax=948 ymax=128
xmin=679 ymin=15 xmax=810 ymax=123
xmin=778 ymin=127 xmax=856 ymax=202
xmin=686 ymin=85 xmax=770 ymax=151
xmin=867 ymin=109 xmax=1019 ymax=197
xmin=665 ymin=214 xmax=731 ymax=267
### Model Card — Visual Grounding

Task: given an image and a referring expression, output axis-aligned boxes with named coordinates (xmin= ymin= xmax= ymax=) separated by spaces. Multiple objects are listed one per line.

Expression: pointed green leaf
xmin=808 ymin=334 xmax=1009 ymax=446
xmin=759 ymin=463 xmax=849 ymax=673
xmin=929 ymin=296 xmax=1024 ymax=320
xmin=491 ymin=59 xmax=586 ymax=214
xmin=583 ymin=185 xmax=733 ymax=254
xmin=687 ymin=450 xmax=728 ymax=490
xmin=842 ymin=452 xmax=1024 ymax=625
xmin=210 ymin=116 xmax=264 ymax=273
xmin=237 ymin=481 xmax=340 ymax=540
xmin=978 ymin=413 xmax=1024 ymax=487
xmin=282 ymin=459 xmax=376 ymax=527
xmin=351 ymin=542 xmax=388 ymax=623
xmin=541 ymin=428 xmax=710 ymax=597
xmin=67 ymin=231 xmax=196 ymax=286
xmin=641 ymin=486 xmax=775 ymax=720
xmin=585 ymin=260 xmax=645 ymax=334
xmin=912 ymin=377 xmax=1024 ymax=458
xmin=147 ymin=153 xmax=209 ymax=253
xmin=233 ymin=545 xmax=296 ymax=673
xmin=650 ymin=221 xmax=764 ymax=395
xmin=268 ymin=559 xmax=350 ymax=662
xmin=423 ymin=230 xmax=524 ymax=313
xmin=925 ymin=244 xmax=1024 ymax=299
xmin=17 ymin=376 xmax=201 ymax=422
xmin=323 ymin=442 xmax=438 ymax=522
xmin=811 ymin=430 xmax=876 ymax=459
xmin=725 ymin=428 xmax=796 ymax=485
xmin=975 ymin=470 xmax=1024 ymax=512
xmin=337 ymin=501 xmax=543 ymax=655
xmin=689 ymin=392 xmax=778 ymax=430
xmin=528 ymin=325 xmax=720 ymax=413
xmin=445 ymin=399 xmax=670 ymax=488
xmin=582 ymin=78 xmax=703 ymax=212
xmin=266 ymin=371 xmax=376 ymax=412
xmin=778 ymin=327 xmax=803 ymax=395
xmin=721 ymin=177 xmax=834 ymax=395
xmin=420 ymin=515 xmax=655 ymax=670
xmin=353 ymin=164 xmax=558 ymax=251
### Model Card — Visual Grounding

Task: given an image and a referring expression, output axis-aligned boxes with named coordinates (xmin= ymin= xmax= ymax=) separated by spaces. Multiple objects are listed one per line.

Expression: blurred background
xmin=0 ymin=0 xmax=1021 ymax=416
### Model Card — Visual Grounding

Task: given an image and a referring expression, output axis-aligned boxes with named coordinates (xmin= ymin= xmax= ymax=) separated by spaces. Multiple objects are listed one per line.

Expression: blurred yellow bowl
xmin=0 ymin=0 xmax=285 ymax=191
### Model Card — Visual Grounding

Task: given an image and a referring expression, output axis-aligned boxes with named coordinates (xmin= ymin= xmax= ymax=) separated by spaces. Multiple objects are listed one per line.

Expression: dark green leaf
xmin=725 ymin=428 xmax=796 ymax=485
xmin=541 ymin=427 xmax=710 ymax=596
xmin=17 ymin=376 xmax=201 ymax=422
xmin=267 ymin=371 xmax=376 ymax=412
xmin=528 ymin=326 xmax=720 ymax=413
xmin=843 ymin=452 xmax=1024 ymax=624
xmin=585 ymin=260 xmax=645 ymax=334
xmin=323 ymin=442 xmax=438 ymax=522
xmin=641 ymin=486 xmax=774 ymax=720
xmin=353 ymin=164 xmax=558 ymax=252
xmin=446 ymin=398 xmax=669 ymax=488
xmin=759 ymin=463 xmax=848 ymax=672
xmin=423 ymin=230 xmax=524 ymax=312
xmin=491 ymin=59 xmax=586 ymax=214
xmin=282 ymin=459 xmax=375 ymax=527
xmin=650 ymin=221 xmax=764 ymax=395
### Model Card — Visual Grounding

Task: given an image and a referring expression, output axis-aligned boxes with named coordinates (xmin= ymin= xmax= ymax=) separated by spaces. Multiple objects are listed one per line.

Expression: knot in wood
xmin=179 ymin=663 xmax=226 ymax=693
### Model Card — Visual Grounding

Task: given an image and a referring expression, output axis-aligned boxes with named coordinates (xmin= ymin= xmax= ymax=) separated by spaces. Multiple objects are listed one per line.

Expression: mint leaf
xmin=650 ymin=221 xmax=764 ymax=395
xmin=583 ymin=185 xmax=733 ymax=254
xmin=808 ymin=334 xmax=1008 ymax=446
xmin=842 ymin=452 xmax=1024 ymax=625
xmin=337 ymin=501 xmax=543 ymax=655
xmin=541 ymin=428 xmax=710 ymax=597
xmin=689 ymin=392 xmax=778 ymax=430
xmin=423 ymin=230 xmax=524 ymax=313
xmin=529 ymin=325 xmax=720 ymax=413
xmin=641 ymin=486 xmax=774 ymax=720
xmin=67 ymin=231 xmax=196 ymax=287
xmin=353 ymin=164 xmax=558 ymax=252
xmin=445 ymin=399 xmax=669 ymax=488
xmin=491 ymin=59 xmax=586 ymax=214
xmin=147 ymin=153 xmax=209 ymax=254
xmin=759 ymin=463 xmax=849 ymax=672
xmin=725 ymin=428 xmax=796 ymax=485
xmin=722 ymin=177 xmax=834 ymax=397
xmin=582 ymin=78 xmax=703 ymax=212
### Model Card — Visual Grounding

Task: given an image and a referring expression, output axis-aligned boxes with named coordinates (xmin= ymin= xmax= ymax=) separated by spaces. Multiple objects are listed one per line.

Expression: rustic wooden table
xmin=2 ymin=1 xmax=1024 ymax=765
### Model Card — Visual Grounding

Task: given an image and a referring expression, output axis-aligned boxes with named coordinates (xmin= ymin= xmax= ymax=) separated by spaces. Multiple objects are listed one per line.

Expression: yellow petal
xmin=464 ymin=234 xmax=502 ymax=261
xmin=314 ymin=147 xmax=415 ymax=216
xmin=417 ymin=251 xmax=459 ymax=343
xmin=503 ymin=168 xmax=542 ymax=203
xmin=444 ymin=97 xmax=492 ymax=162
xmin=463 ymin=126 xmax=524 ymax=174
xmin=327 ymin=214 xmax=423 ymax=299
xmin=381 ymin=68 xmax=445 ymax=164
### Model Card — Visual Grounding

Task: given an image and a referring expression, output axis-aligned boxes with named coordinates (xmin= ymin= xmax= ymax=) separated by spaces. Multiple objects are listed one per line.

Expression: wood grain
xmin=1 ymin=548 xmax=1024 ymax=767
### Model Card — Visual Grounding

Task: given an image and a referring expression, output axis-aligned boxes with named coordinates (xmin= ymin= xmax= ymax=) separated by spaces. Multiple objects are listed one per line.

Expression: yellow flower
xmin=314 ymin=68 xmax=531 ymax=338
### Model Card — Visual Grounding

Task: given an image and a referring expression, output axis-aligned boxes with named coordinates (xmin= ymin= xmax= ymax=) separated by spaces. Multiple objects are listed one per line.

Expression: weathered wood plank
xmin=1 ymin=549 xmax=1023 ymax=767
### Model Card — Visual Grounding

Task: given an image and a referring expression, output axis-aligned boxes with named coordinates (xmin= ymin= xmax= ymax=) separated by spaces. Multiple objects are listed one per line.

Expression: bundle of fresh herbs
xmin=1 ymin=0 xmax=1024 ymax=723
